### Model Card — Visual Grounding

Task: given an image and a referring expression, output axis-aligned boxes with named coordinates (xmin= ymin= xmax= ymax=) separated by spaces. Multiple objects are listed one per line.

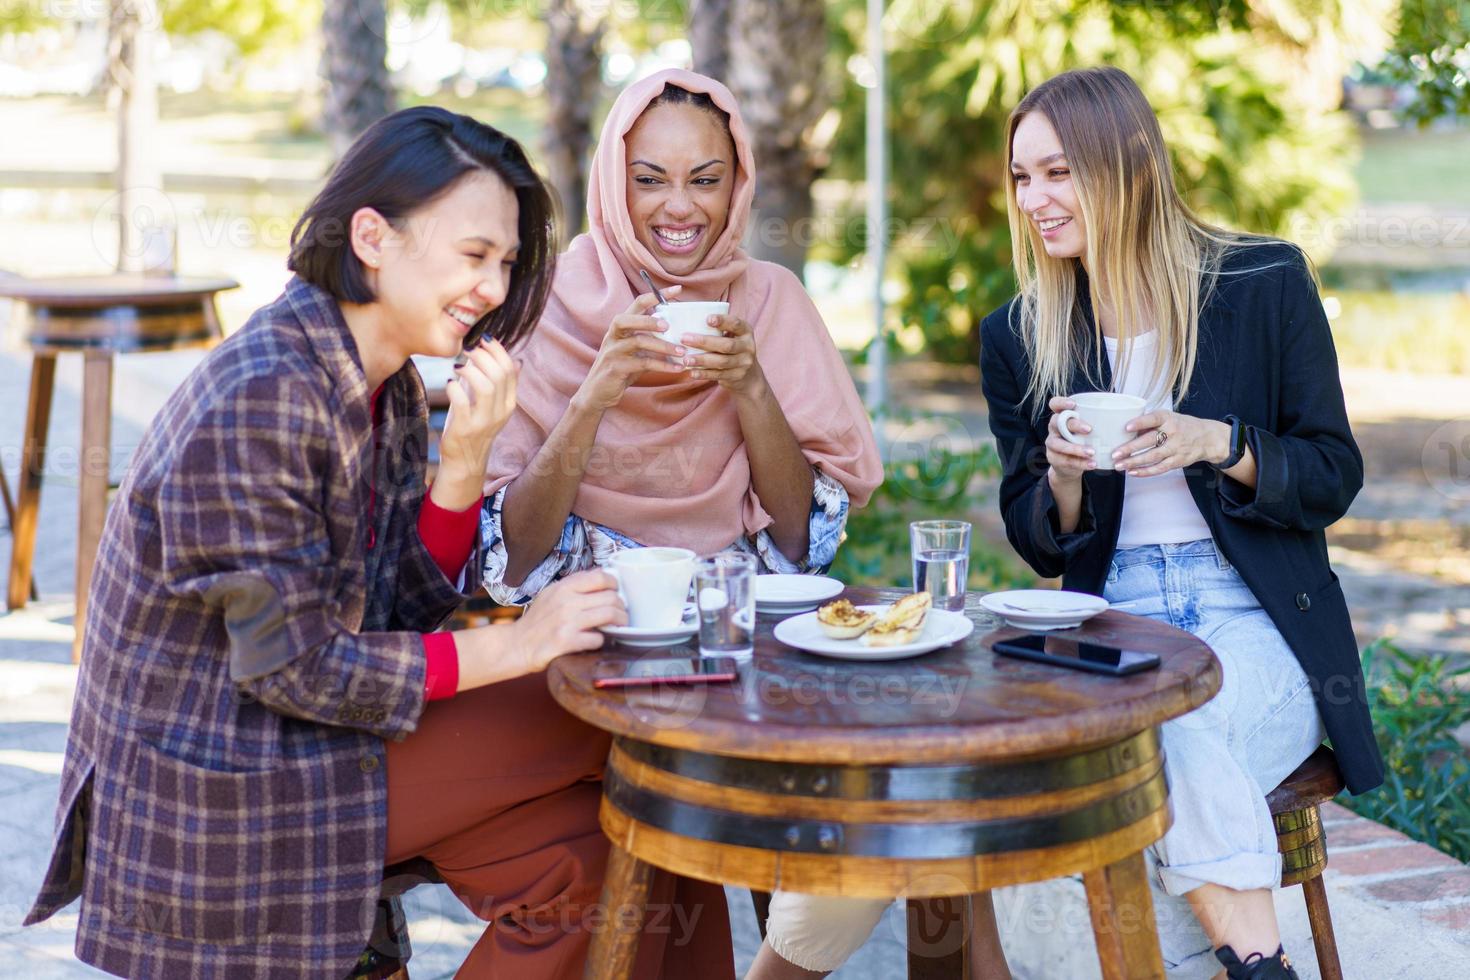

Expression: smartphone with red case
xmin=593 ymin=656 xmax=741 ymax=689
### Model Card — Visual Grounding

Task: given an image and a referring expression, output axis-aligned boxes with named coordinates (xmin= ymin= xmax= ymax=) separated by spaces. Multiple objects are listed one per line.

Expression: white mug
xmin=654 ymin=301 xmax=728 ymax=340
xmin=606 ymin=547 xmax=696 ymax=629
xmin=1055 ymin=392 xmax=1147 ymax=470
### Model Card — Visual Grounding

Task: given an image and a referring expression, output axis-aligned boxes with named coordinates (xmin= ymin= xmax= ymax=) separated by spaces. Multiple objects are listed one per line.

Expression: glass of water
xmin=695 ymin=552 xmax=756 ymax=657
xmin=910 ymin=520 xmax=971 ymax=612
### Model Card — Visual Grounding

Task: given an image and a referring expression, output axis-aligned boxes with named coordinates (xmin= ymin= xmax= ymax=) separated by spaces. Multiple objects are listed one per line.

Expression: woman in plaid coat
xmin=23 ymin=108 xmax=733 ymax=979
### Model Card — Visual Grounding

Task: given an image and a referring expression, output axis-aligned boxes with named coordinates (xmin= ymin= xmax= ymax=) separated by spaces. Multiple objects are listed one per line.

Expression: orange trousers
xmin=386 ymin=672 xmax=734 ymax=979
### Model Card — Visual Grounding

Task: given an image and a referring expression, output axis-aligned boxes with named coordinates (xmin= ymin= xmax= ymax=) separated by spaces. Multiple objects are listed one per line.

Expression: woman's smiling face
xmin=624 ymin=102 xmax=736 ymax=276
xmin=1010 ymin=111 xmax=1087 ymax=261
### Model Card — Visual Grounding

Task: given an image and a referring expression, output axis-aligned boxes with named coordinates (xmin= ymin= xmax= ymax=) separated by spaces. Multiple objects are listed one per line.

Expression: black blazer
xmin=979 ymin=242 xmax=1384 ymax=795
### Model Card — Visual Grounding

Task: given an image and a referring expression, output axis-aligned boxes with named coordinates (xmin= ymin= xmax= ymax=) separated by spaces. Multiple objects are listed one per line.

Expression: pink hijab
xmin=485 ymin=68 xmax=881 ymax=555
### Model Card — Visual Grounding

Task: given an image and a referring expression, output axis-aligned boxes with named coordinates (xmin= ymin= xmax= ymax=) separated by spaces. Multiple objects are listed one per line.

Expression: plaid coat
xmin=25 ymin=277 xmax=482 ymax=978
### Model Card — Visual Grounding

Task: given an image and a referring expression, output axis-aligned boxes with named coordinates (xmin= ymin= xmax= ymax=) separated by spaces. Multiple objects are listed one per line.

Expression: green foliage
xmin=1337 ymin=640 xmax=1470 ymax=863
xmin=822 ymin=0 xmax=1358 ymax=364
xmin=161 ymin=1 xmax=315 ymax=56
xmin=1379 ymin=0 xmax=1470 ymax=124
xmin=830 ymin=430 xmax=1034 ymax=593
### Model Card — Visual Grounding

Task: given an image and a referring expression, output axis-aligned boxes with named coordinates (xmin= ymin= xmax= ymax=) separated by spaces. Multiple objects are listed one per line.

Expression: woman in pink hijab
xmin=481 ymin=68 xmax=882 ymax=598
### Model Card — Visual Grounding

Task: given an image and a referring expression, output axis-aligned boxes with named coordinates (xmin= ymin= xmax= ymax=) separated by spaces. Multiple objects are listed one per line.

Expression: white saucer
xmin=754 ymin=574 xmax=845 ymax=614
xmin=772 ymin=606 xmax=974 ymax=661
xmin=601 ymin=605 xmax=698 ymax=648
xmin=978 ymin=590 xmax=1109 ymax=631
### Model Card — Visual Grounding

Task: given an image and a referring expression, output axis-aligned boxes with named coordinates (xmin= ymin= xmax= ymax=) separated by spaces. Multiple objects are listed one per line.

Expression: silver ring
xmin=1155 ymin=430 xmax=1168 ymax=448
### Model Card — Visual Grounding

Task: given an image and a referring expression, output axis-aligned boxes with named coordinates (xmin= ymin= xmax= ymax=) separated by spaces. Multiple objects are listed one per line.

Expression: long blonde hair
xmin=1004 ymin=67 xmax=1274 ymax=416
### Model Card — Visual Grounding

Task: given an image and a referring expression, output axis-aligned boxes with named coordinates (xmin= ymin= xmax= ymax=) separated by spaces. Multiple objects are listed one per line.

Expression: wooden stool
xmin=0 ymin=274 xmax=236 ymax=660
xmin=1267 ymin=745 xmax=1345 ymax=980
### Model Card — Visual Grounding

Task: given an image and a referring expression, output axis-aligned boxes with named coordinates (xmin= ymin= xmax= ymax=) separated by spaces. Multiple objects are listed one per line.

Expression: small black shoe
xmin=1215 ymin=945 xmax=1300 ymax=979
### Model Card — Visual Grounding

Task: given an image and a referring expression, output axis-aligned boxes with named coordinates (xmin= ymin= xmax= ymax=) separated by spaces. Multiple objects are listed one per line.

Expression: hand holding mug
xmin=510 ymin=570 xmax=626 ymax=672
xmin=1045 ymin=395 xmax=1096 ymax=483
xmin=1111 ymin=410 xmax=1230 ymax=476
xmin=681 ymin=312 xmax=763 ymax=398
xmin=578 ymin=285 xmax=688 ymax=412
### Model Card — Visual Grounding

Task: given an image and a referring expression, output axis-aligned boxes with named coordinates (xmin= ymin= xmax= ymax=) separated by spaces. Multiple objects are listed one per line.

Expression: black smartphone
xmin=991 ymin=633 xmax=1161 ymax=676
xmin=593 ymin=656 xmax=741 ymax=689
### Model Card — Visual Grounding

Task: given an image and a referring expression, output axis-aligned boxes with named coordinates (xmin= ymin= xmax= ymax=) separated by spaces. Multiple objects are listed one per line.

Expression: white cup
xmin=654 ymin=301 xmax=728 ymax=340
xmin=1055 ymin=392 xmax=1147 ymax=470
xmin=606 ymin=547 xmax=696 ymax=629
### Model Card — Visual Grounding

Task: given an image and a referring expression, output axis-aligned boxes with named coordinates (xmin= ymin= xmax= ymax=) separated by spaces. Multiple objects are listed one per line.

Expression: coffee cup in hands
xmin=654 ymin=301 xmax=728 ymax=340
xmin=1055 ymin=393 xmax=1147 ymax=471
xmin=606 ymin=547 xmax=696 ymax=629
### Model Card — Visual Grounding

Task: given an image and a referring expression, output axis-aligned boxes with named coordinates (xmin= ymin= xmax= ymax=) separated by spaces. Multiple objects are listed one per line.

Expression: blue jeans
xmin=1105 ymin=539 xmax=1325 ymax=978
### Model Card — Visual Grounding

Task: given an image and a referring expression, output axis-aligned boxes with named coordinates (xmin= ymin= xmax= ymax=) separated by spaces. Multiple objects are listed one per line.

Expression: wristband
xmin=1215 ymin=415 xmax=1247 ymax=470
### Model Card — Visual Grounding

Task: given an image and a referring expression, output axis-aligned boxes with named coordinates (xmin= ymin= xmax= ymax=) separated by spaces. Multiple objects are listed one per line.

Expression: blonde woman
xmin=978 ymin=67 xmax=1383 ymax=979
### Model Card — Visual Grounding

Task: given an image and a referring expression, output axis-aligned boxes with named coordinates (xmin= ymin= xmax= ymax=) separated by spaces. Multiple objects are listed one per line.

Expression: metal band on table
xmin=603 ymin=727 xmax=1168 ymax=862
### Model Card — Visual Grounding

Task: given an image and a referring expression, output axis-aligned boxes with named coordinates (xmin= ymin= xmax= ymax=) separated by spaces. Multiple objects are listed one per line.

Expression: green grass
xmin=1328 ymin=289 xmax=1470 ymax=375
xmin=1356 ymin=128 xmax=1470 ymax=207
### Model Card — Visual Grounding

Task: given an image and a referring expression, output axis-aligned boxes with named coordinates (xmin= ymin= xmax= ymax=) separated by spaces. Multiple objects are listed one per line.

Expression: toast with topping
xmin=816 ymin=599 xmax=878 ymax=639
xmin=861 ymin=592 xmax=932 ymax=647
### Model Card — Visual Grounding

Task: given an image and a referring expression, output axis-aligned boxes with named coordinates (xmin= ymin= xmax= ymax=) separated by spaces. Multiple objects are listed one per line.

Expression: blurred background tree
xmin=541 ymin=0 xmax=607 ymax=236
xmin=321 ymin=0 xmax=394 ymax=158
xmin=818 ymin=0 xmax=1382 ymax=364
xmin=724 ymin=0 xmax=831 ymax=273
xmin=1380 ymin=0 xmax=1470 ymax=122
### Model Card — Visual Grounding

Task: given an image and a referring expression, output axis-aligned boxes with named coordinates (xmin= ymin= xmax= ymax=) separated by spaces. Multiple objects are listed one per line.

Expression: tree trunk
xmin=321 ymin=0 xmax=395 ymax=162
xmin=689 ymin=0 xmax=733 ymax=84
xmin=109 ymin=0 xmax=162 ymax=273
xmin=727 ymin=0 xmax=829 ymax=275
xmin=542 ymin=0 xmax=607 ymax=239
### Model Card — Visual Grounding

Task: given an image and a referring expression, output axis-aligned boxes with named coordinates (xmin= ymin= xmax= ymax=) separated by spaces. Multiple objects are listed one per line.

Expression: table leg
xmin=907 ymin=895 xmax=973 ymax=979
xmin=1083 ymin=852 xmax=1165 ymax=980
xmin=74 ymin=351 xmax=113 ymax=662
xmin=0 ymin=466 xmax=37 ymax=601
xmin=7 ymin=353 xmax=55 ymax=611
xmin=584 ymin=842 xmax=652 ymax=980
xmin=749 ymin=889 xmax=772 ymax=940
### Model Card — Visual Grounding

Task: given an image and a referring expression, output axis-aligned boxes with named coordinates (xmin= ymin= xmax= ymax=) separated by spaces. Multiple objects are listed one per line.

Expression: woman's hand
xmin=1112 ymin=410 xmax=1230 ymax=476
xmin=681 ymin=313 xmax=763 ymax=399
xmin=1044 ymin=396 xmax=1096 ymax=484
xmin=576 ymin=286 xmax=689 ymax=413
xmin=510 ymin=571 xmax=626 ymax=673
xmin=432 ymin=339 xmax=518 ymax=510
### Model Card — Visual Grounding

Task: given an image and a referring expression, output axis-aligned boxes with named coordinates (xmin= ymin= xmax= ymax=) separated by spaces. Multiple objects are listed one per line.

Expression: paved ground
xmin=2 ymin=346 xmax=1468 ymax=977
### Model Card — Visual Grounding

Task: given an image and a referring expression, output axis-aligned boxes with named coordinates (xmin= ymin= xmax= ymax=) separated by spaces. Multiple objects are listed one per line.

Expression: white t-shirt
xmin=1103 ymin=330 xmax=1213 ymax=549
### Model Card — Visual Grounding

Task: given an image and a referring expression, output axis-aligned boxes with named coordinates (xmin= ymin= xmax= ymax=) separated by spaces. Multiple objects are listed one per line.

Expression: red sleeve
xmin=421 ymin=632 xmax=460 ymax=701
xmin=417 ymin=489 xmax=482 ymax=582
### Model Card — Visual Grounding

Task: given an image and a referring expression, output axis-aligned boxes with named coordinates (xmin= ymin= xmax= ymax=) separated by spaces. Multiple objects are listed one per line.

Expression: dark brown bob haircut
xmin=288 ymin=106 xmax=556 ymax=351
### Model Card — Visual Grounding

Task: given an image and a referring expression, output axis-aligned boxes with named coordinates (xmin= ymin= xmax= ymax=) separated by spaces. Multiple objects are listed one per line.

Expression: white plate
xmin=979 ymin=590 xmax=1109 ymax=630
xmin=773 ymin=606 xmax=974 ymax=661
xmin=601 ymin=605 xmax=698 ymax=648
xmin=754 ymin=574 xmax=845 ymax=613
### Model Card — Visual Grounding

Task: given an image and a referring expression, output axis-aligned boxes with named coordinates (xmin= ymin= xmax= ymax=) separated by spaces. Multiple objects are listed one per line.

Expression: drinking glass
xmin=695 ymin=552 xmax=756 ymax=657
xmin=910 ymin=520 xmax=971 ymax=612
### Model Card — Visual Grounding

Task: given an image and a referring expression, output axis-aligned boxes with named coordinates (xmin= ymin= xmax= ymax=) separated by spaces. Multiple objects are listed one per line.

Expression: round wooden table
xmin=0 ymin=274 xmax=237 ymax=658
xmin=548 ymin=586 xmax=1222 ymax=979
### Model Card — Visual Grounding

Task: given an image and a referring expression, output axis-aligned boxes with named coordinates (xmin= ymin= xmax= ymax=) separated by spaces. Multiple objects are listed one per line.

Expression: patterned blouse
xmin=481 ymin=469 xmax=850 ymax=605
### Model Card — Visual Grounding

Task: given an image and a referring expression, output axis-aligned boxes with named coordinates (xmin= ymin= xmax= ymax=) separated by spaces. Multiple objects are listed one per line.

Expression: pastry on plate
xmin=816 ymin=599 xmax=878 ymax=639
xmin=861 ymin=592 xmax=932 ymax=647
